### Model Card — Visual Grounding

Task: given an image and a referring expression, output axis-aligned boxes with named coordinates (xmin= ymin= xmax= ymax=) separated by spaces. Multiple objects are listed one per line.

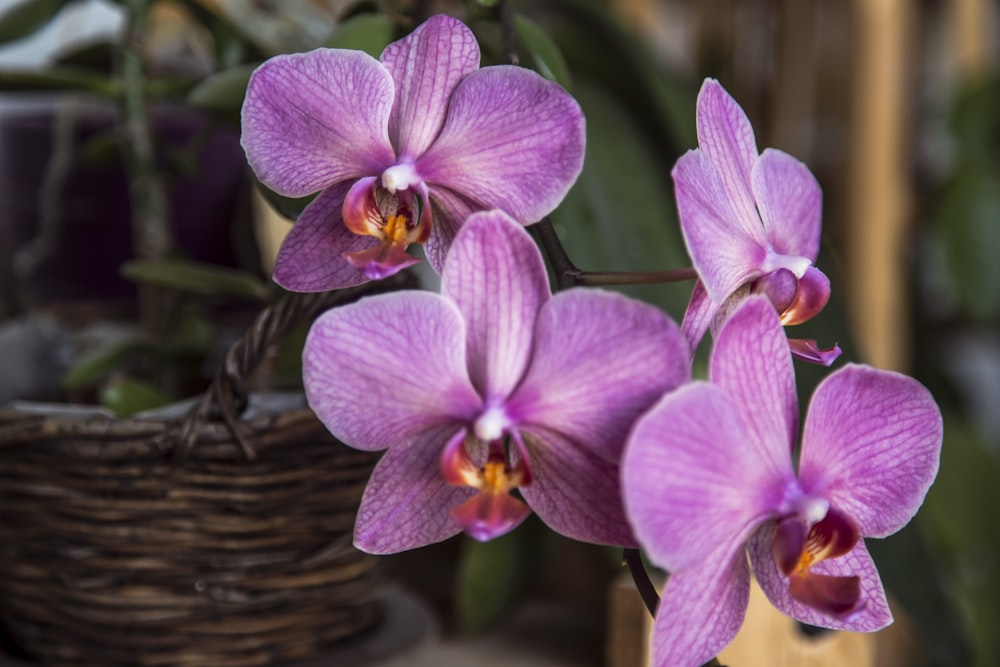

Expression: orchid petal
xmin=425 ymin=186 xmax=480 ymax=273
xmin=710 ymin=297 xmax=799 ymax=481
xmin=272 ymin=184 xmax=377 ymax=292
xmin=354 ymin=427 xmax=474 ymax=554
xmin=381 ymin=14 xmax=479 ymax=159
xmin=788 ymin=338 xmax=842 ymax=366
xmin=748 ymin=526 xmax=893 ymax=631
xmin=518 ymin=427 xmax=636 ymax=547
xmin=417 ymin=66 xmax=585 ymax=223
xmin=797 ymin=364 xmax=943 ymax=537
xmin=674 ymin=149 xmax=765 ymax=303
xmin=241 ymin=49 xmax=395 ymax=197
xmin=752 ymin=148 xmax=822 ymax=261
xmin=680 ymin=279 xmax=716 ymax=359
xmin=511 ymin=289 xmax=688 ymax=462
xmin=303 ymin=291 xmax=481 ymax=451
xmin=441 ymin=211 xmax=550 ymax=401
xmin=623 ymin=382 xmax=778 ymax=573
xmin=695 ymin=79 xmax=761 ymax=238
xmin=650 ymin=545 xmax=751 ymax=667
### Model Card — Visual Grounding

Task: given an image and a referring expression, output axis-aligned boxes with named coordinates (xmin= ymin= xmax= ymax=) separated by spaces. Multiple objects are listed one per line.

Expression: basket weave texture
xmin=0 ymin=289 xmax=397 ymax=667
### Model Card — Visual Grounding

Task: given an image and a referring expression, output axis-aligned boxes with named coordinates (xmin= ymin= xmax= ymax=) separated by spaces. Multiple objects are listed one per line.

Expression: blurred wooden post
xmin=953 ymin=0 xmax=991 ymax=80
xmin=607 ymin=575 xmax=918 ymax=667
xmin=845 ymin=0 xmax=914 ymax=372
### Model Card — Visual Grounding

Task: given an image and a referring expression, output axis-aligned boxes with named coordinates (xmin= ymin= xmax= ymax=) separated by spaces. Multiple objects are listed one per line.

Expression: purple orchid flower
xmin=303 ymin=209 xmax=689 ymax=553
xmin=674 ymin=78 xmax=840 ymax=365
xmin=241 ymin=14 xmax=585 ymax=291
xmin=622 ymin=296 xmax=942 ymax=667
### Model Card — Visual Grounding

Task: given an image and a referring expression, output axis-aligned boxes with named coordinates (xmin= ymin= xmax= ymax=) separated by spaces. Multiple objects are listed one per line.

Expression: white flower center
xmin=793 ymin=495 xmax=829 ymax=524
xmin=761 ymin=251 xmax=812 ymax=279
xmin=381 ymin=163 xmax=421 ymax=193
xmin=474 ymin=406 xmax=509 ymax=443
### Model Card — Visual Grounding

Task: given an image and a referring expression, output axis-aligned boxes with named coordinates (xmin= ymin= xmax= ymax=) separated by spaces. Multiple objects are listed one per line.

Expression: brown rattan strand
xmin=0 ymin=285 xmax=426 ymax=666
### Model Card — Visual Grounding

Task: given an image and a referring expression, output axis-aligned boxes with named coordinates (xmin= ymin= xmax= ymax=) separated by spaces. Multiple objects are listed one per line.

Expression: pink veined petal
xmin=710 ymin=297 xmax=800 ymax=481
xmin=797 ymin=364 xmax=943 ymax=538
xmin=424 ymin=185 xmax=480 ymax=273
xmin=272 ymin=183 xmax=378 ymax=292
xmin=622 ymin=382 xmax=782 ymax=573
xmin=303 ymin=290 xmax=482 ymax=451
xmin=241 ymin=49 xmax=396 ymax=197
xmin=748 ymin=525 xmax=893 ymax=631
xmin=517 ymin=426 xmax=636 ymax=547
xmin=680 ymin=279 xmax=716 ymax=360
xmin=752 ymin=148 xmax=822 ymax=261
xmin=695 ymin=78 xmax=762 ymax=240
xmin=380 ymin=14 xmax=480 ymax=159
xmin=788 ymin=338 xmax=842 ymax=366
xmin=441 ymin=211 xmax=550 ymax=401
xmin=649 ymin=544 xmax=751 ymax=667
xmin=674 ymin=149 xmax=766 ymax=304
xmin=509 ymin=288 xmax=689 ymax=462
xmin=417 ymin=66 xmax=585 ymax=223
xmin=354 ymin=426 xmax=475 ymax=554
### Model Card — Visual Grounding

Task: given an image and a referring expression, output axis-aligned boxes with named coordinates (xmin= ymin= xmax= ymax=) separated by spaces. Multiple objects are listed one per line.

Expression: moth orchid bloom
xmin=304 ymin=210 xmax=689 ymax=553
xmin=622 ymin=296 xmax=942 ymax=667
xmin=242 ymin=14 xmax=585 ymax=290
xmin=674 ymin=78 xmax=840 ymax=365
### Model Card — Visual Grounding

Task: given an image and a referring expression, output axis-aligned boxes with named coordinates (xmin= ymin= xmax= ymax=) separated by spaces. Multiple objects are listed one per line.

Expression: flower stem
xmin=570 ymin=267 xmax=698 ymax=286
xmin=622 ymin=548 xmax=659 ymax=617
xmin=534 ymin=217 xmax=580 ymax=291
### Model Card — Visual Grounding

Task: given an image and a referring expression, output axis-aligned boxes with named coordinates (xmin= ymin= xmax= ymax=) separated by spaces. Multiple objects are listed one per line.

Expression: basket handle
xmin=174 ymin=273 xmax=418 ymax=461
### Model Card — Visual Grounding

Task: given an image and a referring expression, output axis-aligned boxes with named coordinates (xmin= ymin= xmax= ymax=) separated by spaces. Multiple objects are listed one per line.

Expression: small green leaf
xmin=99 ymin=376 xmax=173 ymax=416
xmin=0 ymin=0 xmax=63 ymax=44
xmin=120 ymin=258 xmax=270 ymax=302
xmin=515 ymin=13 xmax=572 ymax=90
xmin=455 ymin=522 xmax=539 ymax=634
xmin=324 ymin=13 xmax=395 ymax=57
xmin=256 ymin=181 xmax=314 ymax=220
xmin=0 ymin=67 xmax=115 ymax=94
xmin=63 ymin=339 xmax=146 ymax=390
xmin=187 ymin=63 xmax=257 ymax=115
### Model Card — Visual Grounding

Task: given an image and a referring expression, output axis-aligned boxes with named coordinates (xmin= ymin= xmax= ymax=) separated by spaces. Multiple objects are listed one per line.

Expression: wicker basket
xmin=0 ymin=288 xmax=402 ymax=667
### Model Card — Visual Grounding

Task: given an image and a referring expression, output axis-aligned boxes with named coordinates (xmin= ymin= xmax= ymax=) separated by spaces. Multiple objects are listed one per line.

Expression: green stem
xmin=120 ymin=0 xmax=172 ymax=336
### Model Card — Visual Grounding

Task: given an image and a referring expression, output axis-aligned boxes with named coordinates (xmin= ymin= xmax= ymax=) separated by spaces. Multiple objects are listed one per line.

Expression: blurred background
xmin=0 ymin=0 xmax=998 ymax=666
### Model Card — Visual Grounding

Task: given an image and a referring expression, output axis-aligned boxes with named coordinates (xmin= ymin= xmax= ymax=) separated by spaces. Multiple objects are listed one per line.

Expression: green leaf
xmin=120 ymin=258 xmax=270 ymax=302
xmin=0 ymin=0 xmax=63 ymax=44
xmin=514 ymin=13 xmax=572 ymax=90
xmin=324 ymin=13 xmax=395 ymax=57
xmin=62 ymin=338 xmax=146 ymax=390
xmin=549 ymin=80 xmax=692 ymax=315
xmin=99 ymin=376 xmax=173 ymax=416
xmin=186 ymin=63 xmax=257 ymax=116
xmin=939 ymin=163 xmax=1000 ymax=320
xmin=455 ymin=522 xmax=537 ymax=634
xmin=0 ymin=67 xmax=115 ymax=94
xmin=899 ymin=413 xmax=996 ymax=666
